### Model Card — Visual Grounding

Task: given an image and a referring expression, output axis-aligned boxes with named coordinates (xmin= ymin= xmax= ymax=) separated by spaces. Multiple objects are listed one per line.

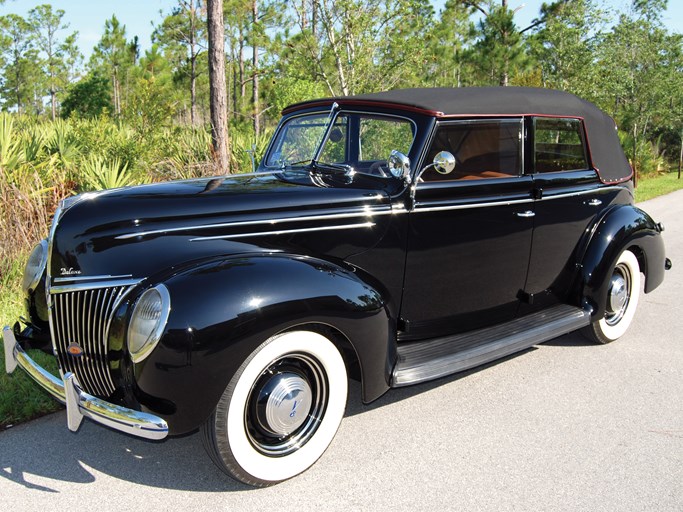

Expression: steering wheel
xmin=368 ymin=160 xmax=389 ymax=177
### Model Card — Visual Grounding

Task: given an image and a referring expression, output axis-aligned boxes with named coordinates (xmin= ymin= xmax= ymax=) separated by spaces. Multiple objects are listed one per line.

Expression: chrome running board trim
xmin=392 ymin=304 xmax=591 ymax=387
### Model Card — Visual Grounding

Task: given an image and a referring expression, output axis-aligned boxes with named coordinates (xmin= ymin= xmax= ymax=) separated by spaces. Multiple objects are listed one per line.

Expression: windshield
xmin=265 ymin=111 xmax=416 ymax=175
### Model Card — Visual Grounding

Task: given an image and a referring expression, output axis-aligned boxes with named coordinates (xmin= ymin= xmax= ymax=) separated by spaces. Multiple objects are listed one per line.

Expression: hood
xmin=48 ymin=172 xmax=395 ymax=283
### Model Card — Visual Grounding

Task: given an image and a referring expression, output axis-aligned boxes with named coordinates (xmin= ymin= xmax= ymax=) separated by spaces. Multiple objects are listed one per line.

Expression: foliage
xmin=154 ymin=125 xmax=214 ymax=179
xmin=61 ymin=72 xmax=113 ymax=119
xmin=230 ymin=125 xmax=273 ymax=173
xmin=635 ymin=171 xmax=683 ymax=202
xmin=78 ymin=154 xmax=136 ymax=191
xmin=0 ymin=253 xmax=63 ymax=429
xmin=620 ymin=132 xmax=667 ymax=179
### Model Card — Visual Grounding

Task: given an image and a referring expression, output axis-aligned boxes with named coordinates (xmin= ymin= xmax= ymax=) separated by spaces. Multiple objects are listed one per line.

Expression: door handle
xmin=515 ymin=210 xmax=535 ymax=218
xmin=586 ymin=198 xmax=602 ymax=206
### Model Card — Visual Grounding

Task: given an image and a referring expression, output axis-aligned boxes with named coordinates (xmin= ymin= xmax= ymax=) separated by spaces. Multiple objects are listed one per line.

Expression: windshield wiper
xmin=309 ymin=160 xmax=354 ymax=175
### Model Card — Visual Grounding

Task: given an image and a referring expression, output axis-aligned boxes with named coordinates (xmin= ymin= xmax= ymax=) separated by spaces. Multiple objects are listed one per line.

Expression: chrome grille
xmin=50 ymin=284 xmax=134 ymax=397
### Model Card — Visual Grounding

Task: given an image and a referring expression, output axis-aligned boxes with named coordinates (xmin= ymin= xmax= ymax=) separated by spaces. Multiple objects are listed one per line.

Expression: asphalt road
xmin=1 ymin=190 xmax=681 ymax=512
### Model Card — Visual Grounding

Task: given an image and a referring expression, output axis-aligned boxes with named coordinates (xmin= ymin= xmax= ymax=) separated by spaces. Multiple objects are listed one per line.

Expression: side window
xmin=319 ymin=115 xmax=348 ymax=163
xmin=359 ymin=117 xmax=414 ymax=161
xmin=424 ymin=119 xmax=522 ymax=181
xmin=533 ymin=117 xmax=588 ymax=173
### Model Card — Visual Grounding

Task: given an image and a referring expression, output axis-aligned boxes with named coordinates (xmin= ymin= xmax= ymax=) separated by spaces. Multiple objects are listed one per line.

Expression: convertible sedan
xmin=4 ymin=87 xmax=670 ymax=486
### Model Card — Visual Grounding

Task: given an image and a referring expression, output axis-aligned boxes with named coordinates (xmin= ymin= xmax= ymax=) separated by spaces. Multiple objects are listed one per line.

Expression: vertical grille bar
xmin=50 ymin=284 xmax=134 ymax=398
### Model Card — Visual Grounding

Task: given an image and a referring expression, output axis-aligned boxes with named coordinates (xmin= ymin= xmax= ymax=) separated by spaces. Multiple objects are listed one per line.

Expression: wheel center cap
xmin=260 ymin=372 xmax=312 ymax=436
xmin=609 ymin=274 xmax=627 ymax=312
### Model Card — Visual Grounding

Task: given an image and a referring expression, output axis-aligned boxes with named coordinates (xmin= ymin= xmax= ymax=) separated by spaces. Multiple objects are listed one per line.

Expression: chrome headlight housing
xmin=22 ymin=240 xmax=48 ymax=294
xmin=127 ymin=284 xmax=171 ymax=363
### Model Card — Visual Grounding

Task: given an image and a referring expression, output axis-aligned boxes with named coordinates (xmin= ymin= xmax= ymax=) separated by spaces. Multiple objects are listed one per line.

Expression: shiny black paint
xmin=521 ymin=171 xmax=624 ymax=313
xmin=131 ymin=254 xmax=393 ymax=434
xmin=401 ymin=176 xmax=535 ymax=339
xmin=49 ymin=173 xmax=397 ymax=282
xmin=16 ymin=101 xmax=669 ymax=439
xmin=578 ymin=204 xmax=666 ymax=318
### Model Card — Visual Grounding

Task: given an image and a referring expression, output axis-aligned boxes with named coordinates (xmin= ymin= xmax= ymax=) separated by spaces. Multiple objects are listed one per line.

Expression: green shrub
xmin=78 ymin=154 xmax=137 ymax=191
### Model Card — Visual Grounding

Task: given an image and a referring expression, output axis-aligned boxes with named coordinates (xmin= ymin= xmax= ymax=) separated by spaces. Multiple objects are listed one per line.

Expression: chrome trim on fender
xmin=53 ymin=274 xmax=134 ymax=284
xmin=51 ymin=278 xmax=142 ymax=294
xmin=3 ymin=326 xmax=168 ymax=440
xmin=190 ymin=221 xmax=376 ymax=241
xmin=117 ymin=208 xmax=391 ymax=240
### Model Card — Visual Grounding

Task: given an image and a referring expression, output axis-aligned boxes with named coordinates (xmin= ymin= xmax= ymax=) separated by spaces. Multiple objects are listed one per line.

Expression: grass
xmin=0 ymin=171 xmax=681 ymax=430
xmin=635 ymin=171 xmax=683 ymax=202
xmin=0 ymin=254 xmax=62 ymax=430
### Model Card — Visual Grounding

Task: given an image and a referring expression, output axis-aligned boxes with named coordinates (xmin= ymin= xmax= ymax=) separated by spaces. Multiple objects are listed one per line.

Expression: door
xmin=399 ymin=118 xmax=535 ymax=340
xmin=521 ymin=117 xmax=606 ymax=313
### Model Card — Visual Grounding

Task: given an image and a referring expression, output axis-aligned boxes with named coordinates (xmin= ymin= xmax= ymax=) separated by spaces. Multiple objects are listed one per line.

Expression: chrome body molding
xmin=116 ymin=205 xmax=390 ymax=240
xmin=412 ymin=185 xmax=630 ymax=213
xmin=3 ymin=326 xmax=169 ymax=440
xmin=190 ymin=221 xmax=376 ymax=242
xmin=413 ymin=197 xmax=534 ymax=213
xmin=50 ymin=277 xmax=142 ymax=294
xmin=53 ymin=274 xmax=134 ymax=284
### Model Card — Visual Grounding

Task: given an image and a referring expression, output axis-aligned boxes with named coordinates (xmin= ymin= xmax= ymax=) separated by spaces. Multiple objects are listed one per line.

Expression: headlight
xmin=22 ymin=240 xmax=48 ymax=294
xmin=127 ymin=285 xmax=171 ymax=363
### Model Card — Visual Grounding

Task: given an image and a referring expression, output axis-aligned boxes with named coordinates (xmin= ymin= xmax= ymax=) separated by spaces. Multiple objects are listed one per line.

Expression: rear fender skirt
xmin=579 ymin=205 xmax=666 ymax=319
xmin=133 ymin=253 xmax=394 ymax=435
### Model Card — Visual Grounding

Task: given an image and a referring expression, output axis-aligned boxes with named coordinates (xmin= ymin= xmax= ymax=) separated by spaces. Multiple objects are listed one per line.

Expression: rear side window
xmin=533 ymin=118 xmax=589 ymax=173
xmin=423 ymin=118 xmax=522 ymax=181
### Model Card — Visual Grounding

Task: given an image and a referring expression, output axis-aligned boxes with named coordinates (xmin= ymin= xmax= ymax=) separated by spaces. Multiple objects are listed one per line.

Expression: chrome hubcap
xmin=246 ymin=354 xmax=328 ymax=456
xmin=259 ymin=373 xmax=312 ymax=436
xmin=605 ymin=265 xmax=631 ymax=326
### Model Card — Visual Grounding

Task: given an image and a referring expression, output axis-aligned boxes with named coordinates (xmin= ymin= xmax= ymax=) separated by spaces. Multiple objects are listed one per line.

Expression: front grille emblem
xmin=67 ymin=342 xmax=84 ymax=357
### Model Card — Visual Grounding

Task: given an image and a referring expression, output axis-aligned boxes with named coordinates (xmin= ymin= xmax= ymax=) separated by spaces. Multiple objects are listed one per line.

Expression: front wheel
xmin=201 ymin=330 xmax=348 ymax=486
xmin=582 ymin=249 xmax=641 ymax=344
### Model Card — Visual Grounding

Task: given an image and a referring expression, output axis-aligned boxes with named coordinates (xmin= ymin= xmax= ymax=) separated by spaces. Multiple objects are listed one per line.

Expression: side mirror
xmin=388 ymin=150 xmax=411 ymax=182
xmin=414 ymin=151 xmax=456 ymax=184
xmin=433 ymin=151 xmax=456 ymax=175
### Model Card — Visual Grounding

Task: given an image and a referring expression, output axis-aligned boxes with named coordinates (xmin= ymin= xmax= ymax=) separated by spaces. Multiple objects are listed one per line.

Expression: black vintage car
xmin=4 ymin=87 xmax=671 ymax=486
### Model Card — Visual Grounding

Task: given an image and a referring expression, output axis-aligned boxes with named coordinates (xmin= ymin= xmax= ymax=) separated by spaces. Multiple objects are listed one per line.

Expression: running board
xmin=392 ymin=304 xmax=591 ymax=387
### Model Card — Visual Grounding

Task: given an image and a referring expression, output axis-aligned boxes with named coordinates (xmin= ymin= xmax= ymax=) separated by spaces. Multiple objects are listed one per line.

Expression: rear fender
xmin=133 ymin=253 xmax=394 ymax=435
xmin=579 ymin=205 xmax=666 ymax=319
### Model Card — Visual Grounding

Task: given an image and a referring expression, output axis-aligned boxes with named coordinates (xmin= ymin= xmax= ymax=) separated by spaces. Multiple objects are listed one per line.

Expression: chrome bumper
xmin=3 ymin=326 xmax=168 ymax=440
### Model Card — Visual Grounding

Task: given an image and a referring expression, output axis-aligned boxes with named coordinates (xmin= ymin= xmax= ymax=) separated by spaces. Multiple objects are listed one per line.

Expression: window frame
xmin=528 ymin=116 xmax=591 ymax=175
xmin=262 ymin=109 xmax=417 ymax=172
xmin=419 ymin=117 xmax=525 ymax=182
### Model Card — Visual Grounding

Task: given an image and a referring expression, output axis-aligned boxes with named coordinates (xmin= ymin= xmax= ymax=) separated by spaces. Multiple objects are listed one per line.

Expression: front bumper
xmin=3 ymin=325 xmax=168 ymax=440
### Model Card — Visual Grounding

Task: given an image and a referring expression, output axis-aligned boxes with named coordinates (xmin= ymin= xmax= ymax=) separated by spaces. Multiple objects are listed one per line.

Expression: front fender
xmin=579 ymin=204 xmax=666 ymax=319
xmin=132 ymin=253 xmax=394 ymax=435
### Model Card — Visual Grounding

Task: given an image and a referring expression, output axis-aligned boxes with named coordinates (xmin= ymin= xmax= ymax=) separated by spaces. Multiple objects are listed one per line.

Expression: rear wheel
xmin=202 ymin=330 xmax=347 ymax=486
xmin=583 ymin=249 xmax=641 ymax=344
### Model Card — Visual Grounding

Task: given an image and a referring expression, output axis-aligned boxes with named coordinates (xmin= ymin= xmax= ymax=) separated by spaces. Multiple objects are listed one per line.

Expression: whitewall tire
xmin=202 ymin=330 xmax=348 ymax=486
xmin=583 ymin=249 xmax=641 ymax=344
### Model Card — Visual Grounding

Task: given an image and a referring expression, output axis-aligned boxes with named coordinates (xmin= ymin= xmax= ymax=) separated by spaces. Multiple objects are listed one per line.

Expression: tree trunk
xmin=207 ymin=0 xmax=230 ymax=173
xmin=239 ymin=31 xmax=246 ymax=103
xmin=312 ymin=0 xmax=317 ymax=38
xmin=252 ymin=0 xmax=260 ymax=137
xmin=50 ymin=88 xmax=56 ymax=120
xmin=190 ymin=0 xmax=197 ymax=126
xmin=678 ymin=131 xmax=682 ymax=180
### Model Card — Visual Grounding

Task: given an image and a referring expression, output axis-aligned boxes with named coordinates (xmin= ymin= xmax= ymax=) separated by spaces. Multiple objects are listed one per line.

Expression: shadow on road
xmin=0 ymin=331 xmax=588 ymax=493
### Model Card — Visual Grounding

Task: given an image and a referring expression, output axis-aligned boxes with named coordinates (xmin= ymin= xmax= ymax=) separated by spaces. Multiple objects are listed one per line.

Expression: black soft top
xmin=287 ymin=87 xmax=632 ymax=184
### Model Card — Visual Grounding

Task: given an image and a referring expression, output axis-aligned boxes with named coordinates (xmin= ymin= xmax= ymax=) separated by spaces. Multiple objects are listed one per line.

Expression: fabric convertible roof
xmin=289 ymin=87 xmax=632 ymax=184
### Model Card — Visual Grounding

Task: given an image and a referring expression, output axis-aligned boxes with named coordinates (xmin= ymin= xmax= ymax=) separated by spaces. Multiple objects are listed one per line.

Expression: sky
xmin=0 ymin=0 xmax=682 ymax=62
